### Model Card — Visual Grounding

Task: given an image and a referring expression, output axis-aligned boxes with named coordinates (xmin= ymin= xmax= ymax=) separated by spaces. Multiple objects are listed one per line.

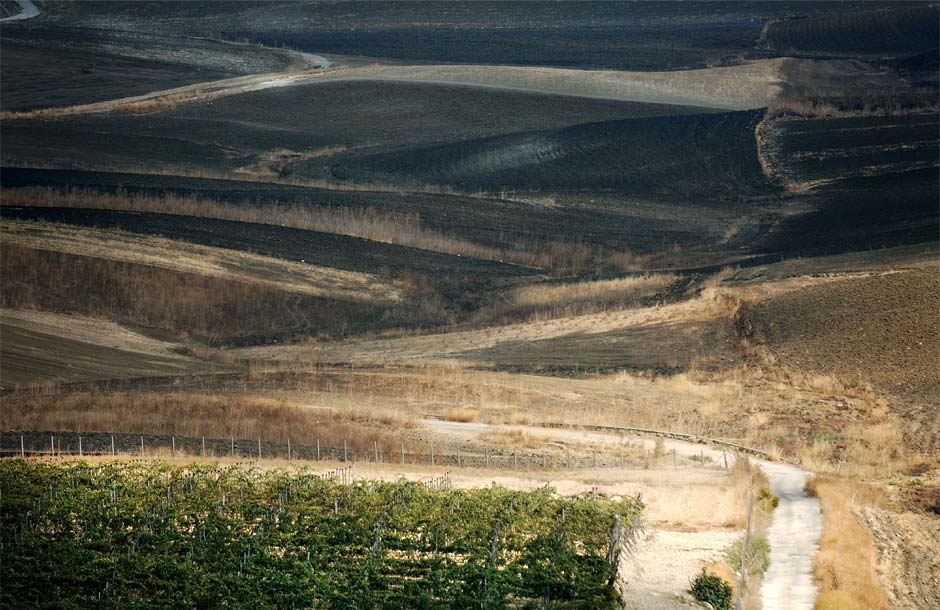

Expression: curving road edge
xmin=0 ymin=0 xmax=39 ymax=22
xmin=427 ymin=419 xmax=822 ymax=609
xmin=759 ymin=461 xmax=821 ymax=610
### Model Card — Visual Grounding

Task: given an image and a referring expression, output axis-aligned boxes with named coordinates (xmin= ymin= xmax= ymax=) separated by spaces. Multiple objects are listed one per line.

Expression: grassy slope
xmin=0 ymin=309 xmax=227 ymax=387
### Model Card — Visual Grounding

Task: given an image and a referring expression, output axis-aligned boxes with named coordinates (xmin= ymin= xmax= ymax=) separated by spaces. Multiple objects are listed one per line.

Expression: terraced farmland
xmin=763 ymin=113 xmax=939 ymax=189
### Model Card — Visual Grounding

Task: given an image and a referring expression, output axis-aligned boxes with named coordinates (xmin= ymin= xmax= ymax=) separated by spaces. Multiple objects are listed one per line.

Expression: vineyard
xmin=0 ymin=460 xmax=642 ymax=609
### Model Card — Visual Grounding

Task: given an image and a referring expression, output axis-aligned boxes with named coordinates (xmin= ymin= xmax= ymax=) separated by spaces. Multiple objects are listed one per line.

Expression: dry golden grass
xmin=1 ymin=243 xmax=420 ymax=345
xmin=473 ymin=273 xmax=678 ymax=324
xmin=0 ymin=391 xmax=416 ymax=455
xmin=2 ymin=186 xmax=642 ymax=273
xmin=811 ymin=478 xmax=890 ymax=610
xmin=1 ymin=219 xmax=401 ymax=302
xmin=440 ymin=407 xmax=480 ymax=423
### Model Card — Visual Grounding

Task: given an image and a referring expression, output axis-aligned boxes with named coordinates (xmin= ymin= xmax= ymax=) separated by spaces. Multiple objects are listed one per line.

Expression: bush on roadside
xmin=690 ymin=569 xmax=733 ymax=610
xmin=727 ymin=536 xmax=771 ymax=576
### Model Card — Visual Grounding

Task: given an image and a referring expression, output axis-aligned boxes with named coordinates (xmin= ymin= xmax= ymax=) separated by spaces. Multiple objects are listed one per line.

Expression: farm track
xmin=0 ymin=58 xmax=785 ymax=121
xmin=0 ymin=0 xmax=37 ymax=22
xmin=429 ymin=420 xmax=821 ymax=610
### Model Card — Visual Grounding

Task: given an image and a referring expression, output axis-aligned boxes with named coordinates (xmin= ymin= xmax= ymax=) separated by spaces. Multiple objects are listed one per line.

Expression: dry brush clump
xmin=766 ymin=93 xmax=939 ymax=119
xmin=0 ymin=391 xmax=416 ymax=456
xmin=473 ymin=273 xmax=678 ymax=324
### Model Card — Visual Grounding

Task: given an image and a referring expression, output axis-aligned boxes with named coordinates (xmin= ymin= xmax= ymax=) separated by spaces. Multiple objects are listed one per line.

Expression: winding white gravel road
xmin=0 ymin=0 xmax=38 ymax=22
xmin=427 ymin=420 xmax=821 ymax=608
xmin=759 ymin=461 xmax=821 ymax=610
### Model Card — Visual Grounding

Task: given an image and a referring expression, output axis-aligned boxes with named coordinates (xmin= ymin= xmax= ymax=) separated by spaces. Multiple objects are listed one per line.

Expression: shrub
xmin=690 ymin=569 xmax=733 ymax=610
xmin=758 ymin=486 xmax=780 ymax=511
xmin=727 ymin=536 xmax=771 ymax=575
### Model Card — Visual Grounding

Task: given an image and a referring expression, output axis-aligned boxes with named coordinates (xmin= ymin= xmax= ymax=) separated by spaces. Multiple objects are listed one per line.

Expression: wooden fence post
xmin=287 ymin=438 xmax=291 ymax=461
xmin=344 ymin=440 xmax=348 ymax=462
xmin=20 ymin=434 xmax=25 ymax=458
xmin=111 ymin=435 xmax=115 ymax=456
xmin=78 ymin=435 xmax=82 ymax=457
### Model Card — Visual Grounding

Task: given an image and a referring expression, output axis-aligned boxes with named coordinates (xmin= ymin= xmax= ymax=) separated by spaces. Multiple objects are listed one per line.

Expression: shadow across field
xmin=459 ymin=320 xmax=740 ymax=376
xmin=333 ymin=110 xmax=773 ymax=203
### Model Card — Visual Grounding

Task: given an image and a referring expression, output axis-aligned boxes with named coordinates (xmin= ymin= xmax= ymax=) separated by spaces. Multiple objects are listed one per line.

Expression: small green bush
xmin=690 ymin=569 xmax=733 ymax=610
xmin=727 ymin=536 xmax=771 ymax=575
xmin=758 ymin=487 xmax=779 ymax=511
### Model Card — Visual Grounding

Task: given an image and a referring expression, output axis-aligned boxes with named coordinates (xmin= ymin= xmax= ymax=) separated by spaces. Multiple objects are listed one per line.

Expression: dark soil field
xmin=0 ymin=168 xmax=713 ymax=255
xmin=753 ymin=267 xmax=940 ymax=453
xmin=765 ymin=113 xmax=939 ymax=186
xmin=0 ymin=206 xmax=533 ymax=281
xmin=0 ymin=315 xmax=224 ymax=387
xmin=460 ymin=319 xmax=740 ymax=376
xmin=0 ymin=26 xmax=297 ymax=111
xmin=332 ymin=110 xmax=771 ymax=202
xmin=760 ymin=168 xmax=940 ymax=257
xmin=1 ymin=81 xmax=710 ymax=172
xmin=763 ymin=5 xmax=940 ymax=58
xmin=30 ymin=1 xmax=773 ymax=70
xmin=36 ymin=1 xmax=926 ymax=71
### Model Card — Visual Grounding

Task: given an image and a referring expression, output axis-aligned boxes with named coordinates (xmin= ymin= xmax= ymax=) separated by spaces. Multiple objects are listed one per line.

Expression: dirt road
xmin=0 ymin=0 xmax=38 ymax=22
xmin=1 ymin=56 xmax=783 ymax=120
xmin=760 ymin=461 xmax=820 ymax=610
xmin=427 ymin=420 xmax=821 ymax=608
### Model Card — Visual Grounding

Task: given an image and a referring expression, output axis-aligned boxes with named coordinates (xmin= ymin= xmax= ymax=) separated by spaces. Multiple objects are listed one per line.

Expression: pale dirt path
xmin=1 ymin=58 xmax=784 ymax=120
xmin=760 ymin=461 xmax=820 ymax=610
xmin=427 ymin=420 xmax=821 ymax=609
xmin=0 ymin=0 xmax=38 ymax=22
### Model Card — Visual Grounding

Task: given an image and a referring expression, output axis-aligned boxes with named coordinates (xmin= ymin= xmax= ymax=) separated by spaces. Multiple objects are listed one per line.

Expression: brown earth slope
xmin=753 ymin=266 xmax=940 ymax=452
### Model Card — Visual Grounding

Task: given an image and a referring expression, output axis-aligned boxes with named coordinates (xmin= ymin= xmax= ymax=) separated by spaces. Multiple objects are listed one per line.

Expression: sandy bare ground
xmin=1 ymin=220 xmax=401 ymax=303
xmin=0 ymin=57 xmax=785 ymax=120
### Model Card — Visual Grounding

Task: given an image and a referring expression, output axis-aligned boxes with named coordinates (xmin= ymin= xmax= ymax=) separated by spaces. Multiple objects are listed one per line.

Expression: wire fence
xmin=0 ymin=431 xmax=647 ymax=471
